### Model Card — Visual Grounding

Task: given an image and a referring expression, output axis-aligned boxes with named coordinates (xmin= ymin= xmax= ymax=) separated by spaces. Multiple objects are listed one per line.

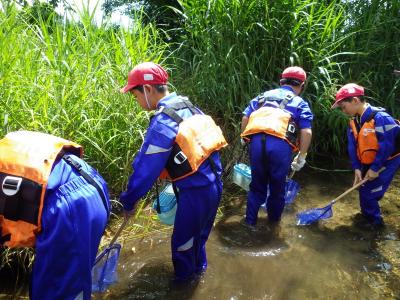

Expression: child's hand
xmin=365 ymin=169 xmax=379 ymax=180
xmin=353 ymin=169 xmax=362 ymax=185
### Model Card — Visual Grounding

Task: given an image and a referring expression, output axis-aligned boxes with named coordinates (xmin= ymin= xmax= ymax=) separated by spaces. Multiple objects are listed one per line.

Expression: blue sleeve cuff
xmin=352 ymin=162 xmax=362 ymax=170
xmin=370 ymin=163 xmax=382 ymax=173
xmin=298 ymin=119 xmax=312 ymax=129
xmin=243 ymin=107 xmax=252 ymax=117
xmin=120 ymin=191 xmax=136 ymax=211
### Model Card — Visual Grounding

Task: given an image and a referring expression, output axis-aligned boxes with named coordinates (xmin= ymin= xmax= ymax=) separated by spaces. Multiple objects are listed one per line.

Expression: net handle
xmin=109 ymin=216 xmax=129 ymax=247
xmin=331 ymin=167 xmax=385 ymax=205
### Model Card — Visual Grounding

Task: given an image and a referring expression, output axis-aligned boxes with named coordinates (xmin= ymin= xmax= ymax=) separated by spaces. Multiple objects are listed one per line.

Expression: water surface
xmin=93 ymin=169 xmax=400 ymax=299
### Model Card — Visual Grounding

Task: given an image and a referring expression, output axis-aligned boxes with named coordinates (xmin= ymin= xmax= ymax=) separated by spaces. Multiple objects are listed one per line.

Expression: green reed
xmin=0 ymin=2 xmax=171 ymax=284
xmin=171 ymin=0 xmax=399 ymax=159
xmin=0 ymin=3 xmax=168 ymax=194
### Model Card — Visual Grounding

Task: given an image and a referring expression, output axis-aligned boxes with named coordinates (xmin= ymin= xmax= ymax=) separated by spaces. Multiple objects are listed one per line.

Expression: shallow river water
xmin=93 ymin=168 xmax=400 ymax=300
xmin=1 ymin=168 xmax=400 ymax=299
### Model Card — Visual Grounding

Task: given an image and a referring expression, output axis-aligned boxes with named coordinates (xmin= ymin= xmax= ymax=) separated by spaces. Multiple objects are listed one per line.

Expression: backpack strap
xmin=365 ymin=110 xmax=378 ymax=123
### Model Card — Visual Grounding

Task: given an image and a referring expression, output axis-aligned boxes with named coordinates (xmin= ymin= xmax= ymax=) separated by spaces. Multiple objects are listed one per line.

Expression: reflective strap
xmin=145 ymin=144 xmax=172 ymax=155
xmin=385 ymin=124 xmax=399 ymax=132
xmin=177 ymin=237 xmax=194 ymax=251
xmin=74 ymin=291 xmax=84 ymax=300
xmin=375 ymin=124 xmax=399 ymax=133
xmin=371 ymin=186 xmax=383 ymax=193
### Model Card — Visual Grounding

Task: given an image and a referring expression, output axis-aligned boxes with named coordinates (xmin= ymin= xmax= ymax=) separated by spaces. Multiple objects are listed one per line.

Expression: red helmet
xmin=120 ymin=62 xmax=168 ymax=93
xmin=331 ymin=83 xmax=364 ymax=108
xmin=281 ymin=66 xmax=307 ymax=82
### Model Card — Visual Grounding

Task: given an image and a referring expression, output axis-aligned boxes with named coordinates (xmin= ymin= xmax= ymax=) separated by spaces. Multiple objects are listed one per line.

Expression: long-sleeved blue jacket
xmin=243 ymin=86 xmax=313 ymax=130
xmin=347 ymin=104 xmax=400 ymax=172
xmin=120 ymin=92 xmax=222 ymax=211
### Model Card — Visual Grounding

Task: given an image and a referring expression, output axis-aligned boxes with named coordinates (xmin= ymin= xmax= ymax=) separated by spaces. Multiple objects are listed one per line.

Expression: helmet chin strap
xmin=144 ymin=87 xmax=151 ymax=109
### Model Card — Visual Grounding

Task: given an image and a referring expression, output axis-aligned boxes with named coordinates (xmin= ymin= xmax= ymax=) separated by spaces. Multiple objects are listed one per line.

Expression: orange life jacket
xmin=350 ymin=112 xmax=400 ymax=164
xmin=158 ymin=99 xmax=228 ymax=181
xmin=241 ymin=94 xmax=299 ymax=151
xmin=0 ymin=131 xmax=82 ymax=248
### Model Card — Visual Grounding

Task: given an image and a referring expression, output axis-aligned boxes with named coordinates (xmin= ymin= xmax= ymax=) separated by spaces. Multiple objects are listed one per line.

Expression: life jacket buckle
xmin=174 ymin=151 xmax=187 ymax=165
xmin=2 ymin=176 xmax=23 ymax=196
xmin=287 ymin=123 xmax=296 ymax=134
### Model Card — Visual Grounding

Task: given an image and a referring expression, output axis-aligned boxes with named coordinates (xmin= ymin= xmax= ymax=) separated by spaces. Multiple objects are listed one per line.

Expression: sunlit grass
xmin=171 ymin=0 xmax=399 ymax=163
xmin=0 ymin=2 xmax=168 ymax=283
xmin=0 ymin=3 xmax=169 ymax=194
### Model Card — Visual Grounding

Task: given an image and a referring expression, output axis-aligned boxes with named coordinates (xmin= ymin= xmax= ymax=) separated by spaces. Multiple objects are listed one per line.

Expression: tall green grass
xmin=0 ymin=3 xmax=168 ymax=194
xmin=0 ymin=2 xmax=171 ymax=286
xmin=340 ymin=0 xmax=400 ymax=115
xmin=171 ymin=0 xmax=399 ymax=160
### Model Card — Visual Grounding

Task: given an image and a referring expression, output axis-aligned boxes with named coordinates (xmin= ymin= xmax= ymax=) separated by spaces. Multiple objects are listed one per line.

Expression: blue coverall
xmin=120 ymin=92 xmax=223 ymax=282
xmin=347 ymin=104 xmax=400 ymax=226
xmin=243 ymin=86 xmax=313 ymax=224
xmin=31 ymin=155 xmax=110 ymax=300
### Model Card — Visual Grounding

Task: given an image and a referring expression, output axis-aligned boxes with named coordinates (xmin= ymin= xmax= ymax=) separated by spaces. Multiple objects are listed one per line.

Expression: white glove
xmin=291 ymin=152 xmax=307 ymax=171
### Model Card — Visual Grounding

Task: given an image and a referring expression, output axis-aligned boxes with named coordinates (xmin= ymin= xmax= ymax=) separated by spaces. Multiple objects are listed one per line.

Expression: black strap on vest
xmin=257 ymin=92 xmax=294 ymax=110
xmin=354 ymin=111 xmax=377 ymax=133
xmin=159 ymin=98 xmax=199 ymax=124
xmin=0 ymin=174 xmax=42 ymax=225
xmin=0 ymin=232 xmax=11 ymax=245
xmin=164 ymin=99 xmax=221 ymax=181
xmin=154 ymin=97 xmax=220 ymax=203
xmin=155 ymin=182 xmax=161 ymax=214
xmin=62 ymin=154 xmax=109 ymax=218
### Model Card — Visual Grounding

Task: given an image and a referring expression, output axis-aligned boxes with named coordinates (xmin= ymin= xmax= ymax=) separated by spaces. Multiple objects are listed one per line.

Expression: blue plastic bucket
xmin=232 ymin=163 xmax=252 ymax=191
xmin=152 ymin=184 xmax=177 ymax=225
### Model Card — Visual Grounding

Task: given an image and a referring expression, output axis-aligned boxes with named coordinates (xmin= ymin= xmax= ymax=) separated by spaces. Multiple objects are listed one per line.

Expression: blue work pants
xmin=246 ymin=134 xmax=292 ymax=224
xmin=359 ymin=155 xmax=400 ymax=225
xmin=171 ymin=180 xmax=222 ymax=281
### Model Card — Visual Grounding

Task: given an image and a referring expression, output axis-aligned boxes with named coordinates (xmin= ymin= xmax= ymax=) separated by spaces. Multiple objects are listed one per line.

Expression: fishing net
xmin=262 ymin=178 xmax=300 ymax=211
xmin=91 ymin=243 xmax=121 ymax=292
xmin=296 ymin=204 xmax=333 ymax=225
xmin=283 ymin=178 xmax=300 ymax=205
